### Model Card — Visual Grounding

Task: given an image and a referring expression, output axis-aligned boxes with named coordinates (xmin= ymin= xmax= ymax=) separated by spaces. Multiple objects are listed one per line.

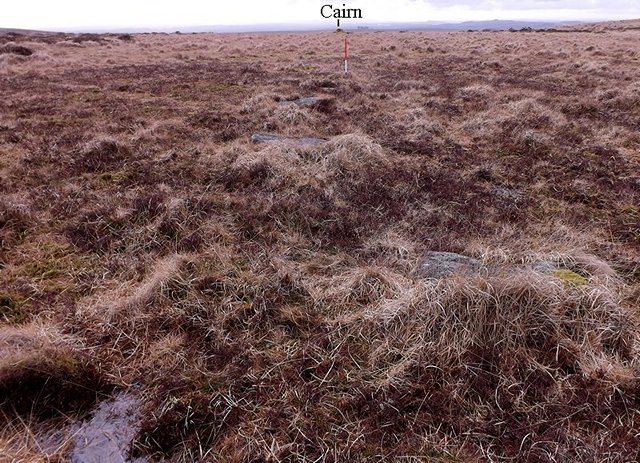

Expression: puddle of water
xmin=70 ymin=393 xmax=145 ymax=463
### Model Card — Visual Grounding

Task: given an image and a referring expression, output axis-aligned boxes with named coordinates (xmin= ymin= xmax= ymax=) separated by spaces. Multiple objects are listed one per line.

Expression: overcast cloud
xmin=425 ymin=0 xmax=635 ymax=10
xmin=2 ymin=0 xmax=639 ymax=31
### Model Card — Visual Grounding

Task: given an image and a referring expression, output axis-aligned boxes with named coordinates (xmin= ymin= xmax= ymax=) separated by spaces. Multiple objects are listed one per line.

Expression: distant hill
xmin=3 ymin=18 xmax=639 ymax=35
xmin=560 ymin=18 xmax=640 ymax=32
xmin=358 ymin=19 xmax=582 ymax=32
xmin=101 ymin=20 xmax=581 ymax=34
xmin=0 ymin=27 xmax=49 ymax=34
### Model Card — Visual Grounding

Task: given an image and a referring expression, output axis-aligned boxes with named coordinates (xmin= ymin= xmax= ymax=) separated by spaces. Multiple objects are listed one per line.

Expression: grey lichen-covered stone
xmin=492 ymin=186 xmax=525 ymax=203
xmin=279 ymin=97 xmax=323 ymax=107
xmin=251 ymin=133 xmax=287 ymax=143
xmin=422 ymin=252 xmax=482 ymax=279
xmin=251 ymin=133 xmax=327 ymax=146
xmin=531 ymin=261 xmax=557 ymax=273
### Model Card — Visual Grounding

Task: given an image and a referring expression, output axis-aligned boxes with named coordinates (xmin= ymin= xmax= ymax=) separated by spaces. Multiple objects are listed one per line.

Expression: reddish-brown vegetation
xmin=0 ymin=22 xmax=639 ymax=462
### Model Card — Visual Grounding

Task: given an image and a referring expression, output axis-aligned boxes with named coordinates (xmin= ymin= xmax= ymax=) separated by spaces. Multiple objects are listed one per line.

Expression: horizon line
xmin=3 ymin=17 xmax=628 ymax=34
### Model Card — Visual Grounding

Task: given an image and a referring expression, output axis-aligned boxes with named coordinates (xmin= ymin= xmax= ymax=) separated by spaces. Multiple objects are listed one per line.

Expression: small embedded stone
xmin=422 ymin=252 xmax=482 ymax=279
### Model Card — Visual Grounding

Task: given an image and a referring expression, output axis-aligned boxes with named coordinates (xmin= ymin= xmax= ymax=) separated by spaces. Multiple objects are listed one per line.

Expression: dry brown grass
xmin=0 ymin=23 xmax=639 ymax=462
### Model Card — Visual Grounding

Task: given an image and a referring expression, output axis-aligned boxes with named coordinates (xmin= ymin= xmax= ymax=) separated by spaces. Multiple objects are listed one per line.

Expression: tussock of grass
xmin=324 ymin=133 xmax=387 ymax=172
xmin=0 ymin=323 xmax=110 ymax=418
xmin=274 ymin=103 xmax=312 ymax=125
xmin=323 ymin=265 xmax=409 ymax=308
xmin=103 ymin=253 xmax=191 ymax=319
xmin=0 ymin=202 xmax=30 ymax=250
xmin=74 ymin=136 xmax=132 ymax=173
xmin=0 ymin=43 xmax=33 ymax=56
xmin=358 ymin=272 xmax=639 ymax=457
xmin=0 ymin=433 xmax=56 ymax=463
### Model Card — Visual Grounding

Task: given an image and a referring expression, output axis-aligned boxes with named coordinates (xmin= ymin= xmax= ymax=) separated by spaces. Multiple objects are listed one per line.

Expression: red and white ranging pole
xmin=344 ymin=36 xmax=349 ymax=74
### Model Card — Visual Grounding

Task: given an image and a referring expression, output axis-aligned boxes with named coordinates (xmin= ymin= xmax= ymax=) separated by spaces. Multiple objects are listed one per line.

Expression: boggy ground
xmin=0 ymin=24 xmax=639 ymax=462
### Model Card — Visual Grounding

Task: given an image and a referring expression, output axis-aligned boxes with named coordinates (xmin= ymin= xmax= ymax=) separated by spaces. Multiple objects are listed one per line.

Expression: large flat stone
xmin=278 ymin=97 xmax=323 ymax=107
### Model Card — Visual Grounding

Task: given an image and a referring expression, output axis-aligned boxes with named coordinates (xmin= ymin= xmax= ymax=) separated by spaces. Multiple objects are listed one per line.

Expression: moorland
xmin=1 ymin=22 xmax=639 ymax=462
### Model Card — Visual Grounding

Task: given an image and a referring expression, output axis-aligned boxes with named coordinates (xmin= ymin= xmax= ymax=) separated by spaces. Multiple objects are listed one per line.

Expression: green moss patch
xmin=0 ymin=293 xmax=27 ymax=324
xmin=553 ymin=269 xmax=589 ymax=287
xmin=19 ymin=242 xmax=93 ymax=292
xmin=619 ymin=205 xmax=640 ymax=217
xmin=98 ymin=170 xmax=133 ymax=186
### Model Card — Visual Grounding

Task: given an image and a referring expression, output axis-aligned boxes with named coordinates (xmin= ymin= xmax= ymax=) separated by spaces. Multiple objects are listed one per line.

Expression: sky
xmin=2 ymin=0 xmax=639 ymax=31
